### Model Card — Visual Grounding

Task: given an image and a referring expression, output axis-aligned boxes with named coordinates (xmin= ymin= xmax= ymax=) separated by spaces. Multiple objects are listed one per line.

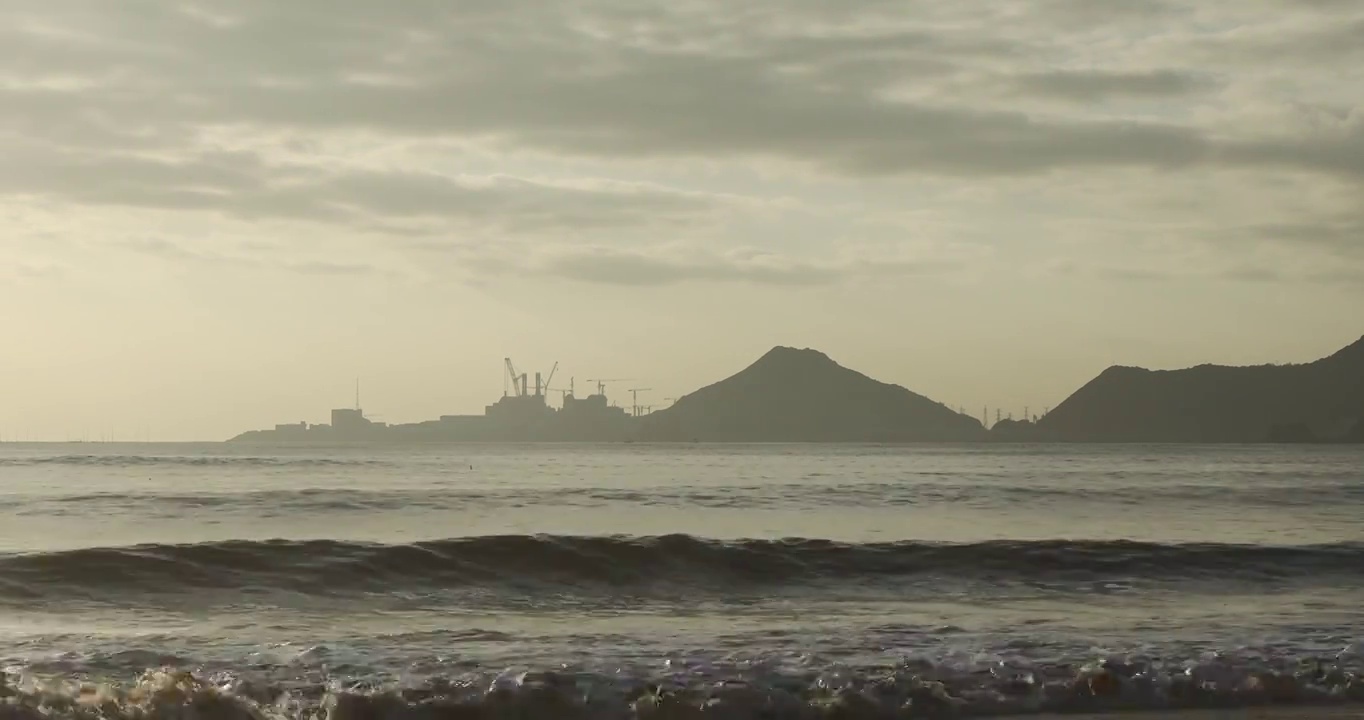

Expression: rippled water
xmin=0 ymin=442 xmax=1361 ymax=718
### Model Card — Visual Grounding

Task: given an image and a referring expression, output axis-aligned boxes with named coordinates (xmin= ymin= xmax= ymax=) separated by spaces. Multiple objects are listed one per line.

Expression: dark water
xmin=0 ymin=443 xmax=1361 ymax=718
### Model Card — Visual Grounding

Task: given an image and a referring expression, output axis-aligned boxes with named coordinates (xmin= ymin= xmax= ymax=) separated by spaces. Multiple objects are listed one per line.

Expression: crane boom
xmin=628 ymin=387 xmax=652 ymax=417
xmin=585 ymin=378 xmax=634 ymax=396
xmin=543 ymin=362 xmax=559 ymax=394
xmin=504 ymin=358 xmax=521 ymax=396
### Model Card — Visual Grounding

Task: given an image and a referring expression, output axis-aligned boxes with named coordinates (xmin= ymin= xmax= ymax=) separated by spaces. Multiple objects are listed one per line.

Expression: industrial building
xmin=233 ymin=357 xmax=641 ymax=443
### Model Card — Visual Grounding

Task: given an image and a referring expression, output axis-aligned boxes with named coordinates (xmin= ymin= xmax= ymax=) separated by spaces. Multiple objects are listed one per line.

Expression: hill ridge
xmin=1033 ymin=335 xmax=1364 ymax=443
xmin=637 ymin=345 xmax=983 ymax=442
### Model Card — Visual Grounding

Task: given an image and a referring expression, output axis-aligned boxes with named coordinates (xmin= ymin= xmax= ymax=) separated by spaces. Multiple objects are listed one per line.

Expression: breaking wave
xmin=2 ymin=535 xmax=1361 ymax=600
xmin=2 ymin=654 xmax=1362 ymax=719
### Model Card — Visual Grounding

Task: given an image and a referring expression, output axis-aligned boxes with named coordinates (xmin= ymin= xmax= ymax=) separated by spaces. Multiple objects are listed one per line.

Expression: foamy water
xmin=0 ymin=442 xmax=1361 ymax=717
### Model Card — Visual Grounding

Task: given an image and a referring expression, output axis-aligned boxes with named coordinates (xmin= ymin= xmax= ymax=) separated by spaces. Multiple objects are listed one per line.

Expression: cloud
xmin=1 ymin=0 xmax=1362 ymax=290
xmin=0 ymin=259 xmax=66 ymax=283
xmin=1245 ymin=217 xmax=1364 ymax=259
xmin=121 ymin=237 xmax=385 ymax=277
xmin=282 ymin=260 xmax=380 ymax=276
xmin=3 ymin=1 xmax=1362 ymax=184
xmin=542 ymin=250 xmax=839 ymax=286
xmin=0 ymin=145 xmax=726 ymax=233
xmin=122 ymin=237 xmax=239 ymax=264
xmin=518 ymin=247 xmax=964 ymax=287
xmin=1012 ymin=69 xmax=1215 ymax=102
xmin=1038 ymin=247 xmax=1364 ymax=287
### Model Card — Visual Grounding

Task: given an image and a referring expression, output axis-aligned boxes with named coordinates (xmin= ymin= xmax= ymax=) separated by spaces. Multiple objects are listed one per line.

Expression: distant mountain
xmin=636 ymin=347 xmax=985 ymax=442
xmin=1033 ymin=335 xmax=1364 ymax=443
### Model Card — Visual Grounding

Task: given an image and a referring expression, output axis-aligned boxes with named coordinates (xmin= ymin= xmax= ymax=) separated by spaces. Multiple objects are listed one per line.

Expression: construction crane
xmin=585 ymin=378 xmax=633 ymax=397
xmin=628 ymin=387 xmax=652 ymax=417
xmin=504 ymin=358 xmax=522 ymax=396
xmin=540 ymin=362 xmax=558 ymax=397
xmin=545 ymin=377 xmax=575 ymax=400
xmin=508 ymin=357 xmax=563 ymax=398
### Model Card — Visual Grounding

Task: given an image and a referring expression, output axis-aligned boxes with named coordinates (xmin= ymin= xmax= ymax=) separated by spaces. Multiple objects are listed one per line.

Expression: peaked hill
xmin=636 ymin=347 xmax=984 ymax=442
xmin=1035 ymin=335 xmax=1364 ymax=443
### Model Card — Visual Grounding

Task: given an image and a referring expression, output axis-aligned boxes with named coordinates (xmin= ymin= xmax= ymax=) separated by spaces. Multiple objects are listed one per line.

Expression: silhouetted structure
xmin=635 ymin=347 xmax=984 ymax=442
xmin=987 ymin=417 xmax=1037 ymax=441
xmin=331 ymin=408 xmax=379 ymax=437
xmin=230 ymin=337 xmax=1364 ymax=444
xmin=231 ymin=369 xmax=632 ymax=443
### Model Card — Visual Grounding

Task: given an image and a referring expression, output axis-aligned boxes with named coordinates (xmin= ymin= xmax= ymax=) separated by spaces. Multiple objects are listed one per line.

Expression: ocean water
xmin=0 ymin=442 xmax=1361 ymax=718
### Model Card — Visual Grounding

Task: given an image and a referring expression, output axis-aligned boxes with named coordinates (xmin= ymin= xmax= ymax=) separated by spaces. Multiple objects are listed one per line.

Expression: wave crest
xmin=2 ymin=535 xmax=1360 ymax=599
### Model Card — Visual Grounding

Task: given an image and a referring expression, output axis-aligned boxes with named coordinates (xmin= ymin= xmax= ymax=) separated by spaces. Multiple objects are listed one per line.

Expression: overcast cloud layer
xmin=3 ymin=0 xmax=1362 ymax=439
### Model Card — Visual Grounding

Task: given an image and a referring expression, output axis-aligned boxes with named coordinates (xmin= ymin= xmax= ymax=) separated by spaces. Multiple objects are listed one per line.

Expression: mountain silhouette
xmin=636 ymin=346 xmax=984 ymax=442
xmin=1035 ymin=335 xmax=1364 ymax=442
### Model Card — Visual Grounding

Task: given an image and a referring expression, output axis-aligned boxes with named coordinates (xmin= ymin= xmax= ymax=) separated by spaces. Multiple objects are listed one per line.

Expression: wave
xmin=2 ymin=658 xmax=1361 ymax=720
xmin=2 ymin=535 xmax=1361 ymax=599
xmin=0 ymin=454 xmax=390 ymax=468
xmin=16 ymin=488 xmax=421 ymax=516
xmin=581 ymin=480 xmax=1364 ymax=509
xmin=11 ymin=478 xmax=1364 ymax=520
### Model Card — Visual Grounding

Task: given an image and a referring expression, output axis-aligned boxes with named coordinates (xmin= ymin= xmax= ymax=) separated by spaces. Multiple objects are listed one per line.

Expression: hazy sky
xmin=3 ymin=1 xmax=1362 ymax=440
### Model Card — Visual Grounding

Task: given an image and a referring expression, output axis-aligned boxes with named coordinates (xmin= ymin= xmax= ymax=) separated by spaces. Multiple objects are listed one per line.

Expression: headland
xmin=997 ymin=334 xmax=1364 ymax=444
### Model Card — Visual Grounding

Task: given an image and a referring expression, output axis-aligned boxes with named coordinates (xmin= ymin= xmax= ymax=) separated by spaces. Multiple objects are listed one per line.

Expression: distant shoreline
xmin=226 ymin=337 xmax=1364 ymax=446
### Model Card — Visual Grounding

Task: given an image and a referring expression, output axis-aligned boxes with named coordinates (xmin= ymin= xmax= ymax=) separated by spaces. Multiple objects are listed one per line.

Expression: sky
xmin=2 ymin=0 xmax=1363 ymax=441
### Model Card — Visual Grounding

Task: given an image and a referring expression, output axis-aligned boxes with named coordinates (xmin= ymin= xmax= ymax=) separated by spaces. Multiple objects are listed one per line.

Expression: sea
xmin=0 ymin=442 xmax=1361 ymax=718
